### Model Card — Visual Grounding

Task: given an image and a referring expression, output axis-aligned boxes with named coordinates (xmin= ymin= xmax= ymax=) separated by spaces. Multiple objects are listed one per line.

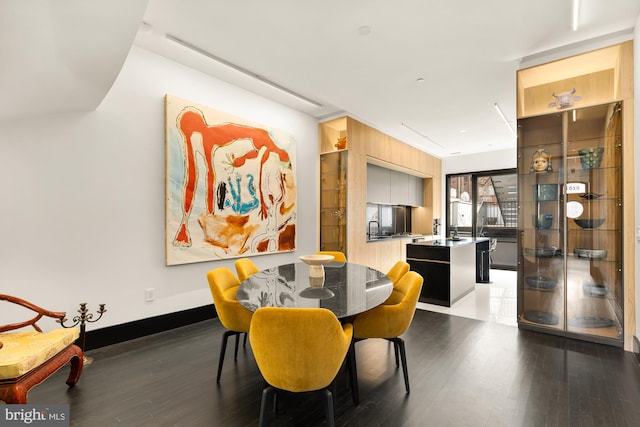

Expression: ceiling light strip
xmin=401 ymin=122 xmax=445 ymax=148
xmin=165 ymin=34 xmax=323 ymax=108
xmin=493 ymin=103 xmax=516 ymax=137
xmin=572 ymin=0 xmax=580 ymax=31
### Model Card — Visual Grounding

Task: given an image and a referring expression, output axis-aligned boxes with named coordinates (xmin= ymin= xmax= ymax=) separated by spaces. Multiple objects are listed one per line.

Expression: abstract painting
xmin=165 ymin=95 xmax=297 ymax=265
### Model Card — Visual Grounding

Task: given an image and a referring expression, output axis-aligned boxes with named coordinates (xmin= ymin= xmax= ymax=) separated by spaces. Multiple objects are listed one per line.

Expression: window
xmin=446 ymin=169 xmax=517 ymax=270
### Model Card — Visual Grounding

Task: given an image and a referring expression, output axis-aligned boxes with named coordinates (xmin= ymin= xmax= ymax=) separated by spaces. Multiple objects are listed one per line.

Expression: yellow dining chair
xmin=250 ymin=307 xmax=353 ymax=427
xmin=316 ymin=250 xmax=347 ymax=263
xmin=206 ymin=267 xmax=253 ymax=383
xmin=233 ymin=257 xmax=260 ymax=348
xmin=352 ymin=271 xmax=423 ymax=393
xmin=383 ymin=261 xmax=410 ymax=305
xmin=235 ymin=257 xmax=260 ymax=282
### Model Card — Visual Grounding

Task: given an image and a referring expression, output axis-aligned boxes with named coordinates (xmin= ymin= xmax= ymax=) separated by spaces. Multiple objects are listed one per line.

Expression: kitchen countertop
xmin=408 ymin=237 xmax=489 ymax=248
xmin=367 ymin=233 xmax=434 ymax=243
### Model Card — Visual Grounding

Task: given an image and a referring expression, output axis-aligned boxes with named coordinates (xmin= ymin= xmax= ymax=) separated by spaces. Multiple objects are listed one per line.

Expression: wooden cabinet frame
xmin=516 ymin=41 xmax=634 ymax=350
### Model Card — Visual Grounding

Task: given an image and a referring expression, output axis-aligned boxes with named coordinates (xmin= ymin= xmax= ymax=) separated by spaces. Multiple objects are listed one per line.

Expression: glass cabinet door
xmin=565 ymin=102 xmax=622 ymax=341
xmin=320 ymin=151 xmax=347 ymax=254
xmin=517 ymin=112 xmax=566 ymax=332
xmin=517 ymin=102 xmax=623 ymax=345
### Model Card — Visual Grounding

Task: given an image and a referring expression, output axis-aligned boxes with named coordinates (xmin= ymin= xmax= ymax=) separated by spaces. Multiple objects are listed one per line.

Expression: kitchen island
xmin=366 ymin=233 xmax=429 ymax=243
xmin=406 ymin=237 xmax=490 ymax=307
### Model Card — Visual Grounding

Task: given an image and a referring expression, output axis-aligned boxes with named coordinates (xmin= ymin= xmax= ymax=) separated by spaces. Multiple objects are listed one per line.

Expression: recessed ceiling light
xmin=459 ymin=129 xmax=467 ymax=133
xmin=358 ymin=25 xmax=372 ymax=35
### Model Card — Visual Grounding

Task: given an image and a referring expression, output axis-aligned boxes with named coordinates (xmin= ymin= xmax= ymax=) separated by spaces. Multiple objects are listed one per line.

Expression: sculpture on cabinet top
xmin=530 ymin=149 xmax=553 ymax=173
xmin=548 ymin=88 xmax=582 ymax=109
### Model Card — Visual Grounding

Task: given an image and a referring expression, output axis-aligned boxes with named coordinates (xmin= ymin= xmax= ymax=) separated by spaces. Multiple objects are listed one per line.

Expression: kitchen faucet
xmin=368 ymin=220 xmax=379 ymax=237
xmin=451 ymin=224 xmax=460 ymax=240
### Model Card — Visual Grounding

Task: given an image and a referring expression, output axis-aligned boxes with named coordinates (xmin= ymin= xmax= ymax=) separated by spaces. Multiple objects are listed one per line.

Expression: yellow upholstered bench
xmin=0 ymin=295 xmax=83 ymax=404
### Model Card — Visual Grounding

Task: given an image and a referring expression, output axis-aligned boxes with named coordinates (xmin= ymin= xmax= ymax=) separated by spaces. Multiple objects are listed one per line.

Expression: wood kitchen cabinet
xmin=319 ymin=116 xmax=442 ymax=273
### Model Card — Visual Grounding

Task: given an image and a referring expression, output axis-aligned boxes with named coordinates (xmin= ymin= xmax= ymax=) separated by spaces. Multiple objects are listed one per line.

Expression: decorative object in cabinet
xmin=547 ymin=88 xmax=582 ymax=109
xmin=573 ymin=218 xmax=604 ymax=229
xmin=517 ymin=101 xmax=623 ymax=346
xmin=524 ymin=275 xmax=557 ymax=290
xmin=578 ymin=147 xmax=604 ymax=170
xmin=533 ymin=214 xmax=553 ymax=229
xmin=335 ymin=136 xmax=347 ymax=150
xmin=530 ymin=148 xmax=553 ymax=173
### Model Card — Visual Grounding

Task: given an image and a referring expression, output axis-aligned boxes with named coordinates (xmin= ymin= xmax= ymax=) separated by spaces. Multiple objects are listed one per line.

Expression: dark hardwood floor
xmin=29 ymin=310 xmax=640 ymax=426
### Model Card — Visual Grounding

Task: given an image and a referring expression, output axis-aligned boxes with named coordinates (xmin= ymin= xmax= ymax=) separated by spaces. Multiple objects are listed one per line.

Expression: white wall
xmin=442 ymin=148 xmax=516 ymax=174
xmin=0 ymin=46 xmax=319 ymax=330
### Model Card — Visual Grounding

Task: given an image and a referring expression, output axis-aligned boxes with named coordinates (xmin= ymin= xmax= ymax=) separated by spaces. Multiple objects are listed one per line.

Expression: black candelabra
xmin=59 ymin=302 xmax=107 ymax=365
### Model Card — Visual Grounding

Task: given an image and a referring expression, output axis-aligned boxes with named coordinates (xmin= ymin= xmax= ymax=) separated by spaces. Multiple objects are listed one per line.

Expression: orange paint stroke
xmin=173 ymin=108 xmax=291 ymax=247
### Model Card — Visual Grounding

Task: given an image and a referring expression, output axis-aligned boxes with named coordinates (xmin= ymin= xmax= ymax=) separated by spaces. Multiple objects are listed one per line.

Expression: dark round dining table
xmin=236 ymin=262 xmax=392 ymax=319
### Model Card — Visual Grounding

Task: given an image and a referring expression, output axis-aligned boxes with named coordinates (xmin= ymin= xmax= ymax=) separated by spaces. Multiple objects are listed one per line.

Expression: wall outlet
xmin=145 ymin=288 xmax=155 ymax=302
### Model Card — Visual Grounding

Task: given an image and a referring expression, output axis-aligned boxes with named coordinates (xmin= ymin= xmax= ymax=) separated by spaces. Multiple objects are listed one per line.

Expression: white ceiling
xmin=0 ymin=0 xmax=148 ymax=120
xmin=2 ymin=1 xmax=639 ymax=159
xmin=135 ymin=0 xmax=640 ymax=158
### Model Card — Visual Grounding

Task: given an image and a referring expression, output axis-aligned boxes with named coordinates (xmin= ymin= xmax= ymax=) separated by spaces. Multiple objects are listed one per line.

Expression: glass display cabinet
xmin=320 ymin=151 xmax=347 ymax=254
xmin=517 ymin=102 xmax=623 ymax=346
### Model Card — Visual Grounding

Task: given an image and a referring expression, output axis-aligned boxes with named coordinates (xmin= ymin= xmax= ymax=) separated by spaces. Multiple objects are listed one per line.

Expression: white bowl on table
xmin=299 ymin=255 xmax=334 ymax=287
xmin=299 ymin=254 xmax=335 ymax=265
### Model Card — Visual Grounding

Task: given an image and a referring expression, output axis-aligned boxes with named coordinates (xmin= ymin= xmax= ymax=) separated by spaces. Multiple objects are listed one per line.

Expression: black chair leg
xmin=243 ymin=332 xmax=248 ymax=347
xmin=259 ymin=386 xmax=276 ymax=427
xmin=330 ymin=379 xmax=338 ymax=410
xmin=391 ymin=337 xmax=410 ymax=393
xmin=217 ymin=330 xmax=236 ymax=383
xmin=322 ymin=388 xmax=335 ymax=427
xmin=347 ymin=341 xmax=359 ymax=405
xmin=393 ymin=340 xmax=400 ymax=367
xmin=234 ymin=332 xmax=241 ymax=360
